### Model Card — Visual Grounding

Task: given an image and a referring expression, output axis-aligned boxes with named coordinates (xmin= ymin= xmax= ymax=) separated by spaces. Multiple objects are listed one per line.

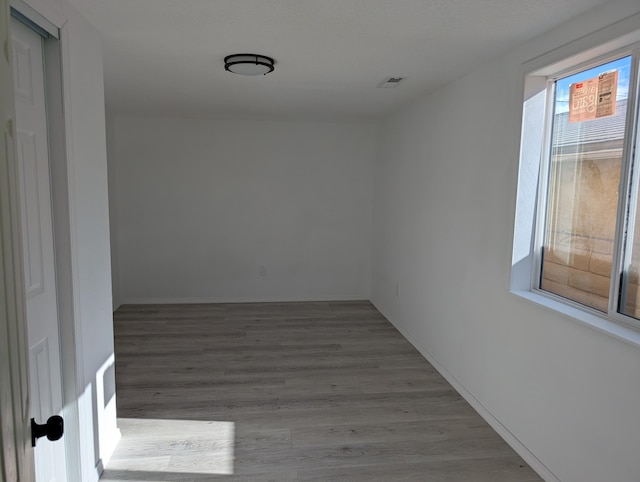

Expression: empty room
xmin=2 ymin=0 xmax=640 ymax=481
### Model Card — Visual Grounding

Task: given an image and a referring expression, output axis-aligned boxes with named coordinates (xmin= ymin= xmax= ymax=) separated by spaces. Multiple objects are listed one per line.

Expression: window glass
xmin=541 ymin=56 xmax=632 ymax=311
xmin=619 ymin=105 xmax=640 ymax=319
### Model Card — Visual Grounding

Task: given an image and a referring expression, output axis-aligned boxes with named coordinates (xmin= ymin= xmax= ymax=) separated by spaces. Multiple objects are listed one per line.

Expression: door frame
xmin=2 ymin=0 xmax=86 ymax=479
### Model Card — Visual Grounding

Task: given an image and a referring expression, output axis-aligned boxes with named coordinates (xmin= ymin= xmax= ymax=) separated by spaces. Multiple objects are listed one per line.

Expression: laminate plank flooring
xmin=101 ymin=301 xmax=542 ymax=482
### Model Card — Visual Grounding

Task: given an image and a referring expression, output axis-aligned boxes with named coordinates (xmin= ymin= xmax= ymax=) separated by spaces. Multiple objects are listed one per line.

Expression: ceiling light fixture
xmin=378 ymin=77 xmax=405 ymax=88
xmin=224 ymin=54 xmax=275 ymax=76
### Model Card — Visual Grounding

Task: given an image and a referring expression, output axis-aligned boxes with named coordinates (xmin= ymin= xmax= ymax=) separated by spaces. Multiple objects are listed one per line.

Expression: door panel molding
xmin=16 ymin=129 xmax=44 ymax=298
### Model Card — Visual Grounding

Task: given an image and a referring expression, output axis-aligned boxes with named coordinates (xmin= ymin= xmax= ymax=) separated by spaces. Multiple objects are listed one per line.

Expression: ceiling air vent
xmin=378 ymin=77 xmax=405 ymax=88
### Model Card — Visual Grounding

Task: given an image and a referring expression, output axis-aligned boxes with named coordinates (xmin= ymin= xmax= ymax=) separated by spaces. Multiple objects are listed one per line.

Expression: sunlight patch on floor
xmin=105 ymin=418 xmax=235 ymax=476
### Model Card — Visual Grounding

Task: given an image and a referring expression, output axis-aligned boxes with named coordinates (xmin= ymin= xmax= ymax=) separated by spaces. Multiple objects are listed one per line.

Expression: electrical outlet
xmin=259 ymin=266 xmax=267 ymax=277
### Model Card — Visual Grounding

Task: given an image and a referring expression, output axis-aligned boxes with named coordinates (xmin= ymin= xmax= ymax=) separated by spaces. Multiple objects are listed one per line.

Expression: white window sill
xmin=510 ymin=289 xmax=640 ymax=349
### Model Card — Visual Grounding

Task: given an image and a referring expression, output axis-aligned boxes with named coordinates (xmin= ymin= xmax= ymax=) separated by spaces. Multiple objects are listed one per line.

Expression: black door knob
xmin=31 ymin=415 xmax=64 ymax=447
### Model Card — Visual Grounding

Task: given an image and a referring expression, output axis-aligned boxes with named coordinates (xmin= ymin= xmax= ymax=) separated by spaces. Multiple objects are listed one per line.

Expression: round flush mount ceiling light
xmin=224 ymin=54 xmax=275 ymax=76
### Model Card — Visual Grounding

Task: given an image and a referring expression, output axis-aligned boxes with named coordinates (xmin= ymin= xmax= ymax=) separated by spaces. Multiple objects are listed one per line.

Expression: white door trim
xmin=44 ymin=16 xmax=102 ymax=480
xmin=41 ymin=25 xmax=85 ymax=482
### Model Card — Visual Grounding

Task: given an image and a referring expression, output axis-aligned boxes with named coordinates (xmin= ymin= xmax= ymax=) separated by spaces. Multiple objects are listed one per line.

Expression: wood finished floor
xmin=101 ymin=301 xmax=542 ymax=482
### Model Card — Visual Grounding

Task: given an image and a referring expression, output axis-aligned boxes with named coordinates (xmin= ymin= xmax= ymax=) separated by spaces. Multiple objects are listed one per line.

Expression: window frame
xmin=511 ymin=23 xmax=640 ymax=346
xmin=535 ymin=48 xmax=640 ymax=323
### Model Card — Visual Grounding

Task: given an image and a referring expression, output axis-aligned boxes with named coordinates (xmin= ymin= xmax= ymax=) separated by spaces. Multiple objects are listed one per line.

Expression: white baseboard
xmin=97 ymin=427 xmax=121 ymax=475
xmin=118 ymin=295 xmax=369 ymax=305
xmin=94 ymin=459 xmax=104 ymax=480
xmin=371 ymin=301 xmax=560 ymax=482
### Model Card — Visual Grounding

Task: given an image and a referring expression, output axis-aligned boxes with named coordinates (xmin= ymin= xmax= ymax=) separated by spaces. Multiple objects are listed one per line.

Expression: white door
xmin=11 ymin=17 xmax=68 ymax=482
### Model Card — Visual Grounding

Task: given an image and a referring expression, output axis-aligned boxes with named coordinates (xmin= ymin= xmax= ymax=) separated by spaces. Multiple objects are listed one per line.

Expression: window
xmin=540 ymin=56 xmax=632 ymax=313
xmin=513 ymin=37 xmax=640 ymax=334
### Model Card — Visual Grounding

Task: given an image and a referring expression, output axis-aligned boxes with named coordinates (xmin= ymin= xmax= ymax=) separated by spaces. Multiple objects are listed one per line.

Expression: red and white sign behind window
xmin=569 ymin=70 xmax=618 ymax=123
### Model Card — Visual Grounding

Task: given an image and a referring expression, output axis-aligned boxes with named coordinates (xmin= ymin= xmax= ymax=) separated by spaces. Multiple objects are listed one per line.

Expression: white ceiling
xmin=68 ymin=0 xmax=611 ymax=121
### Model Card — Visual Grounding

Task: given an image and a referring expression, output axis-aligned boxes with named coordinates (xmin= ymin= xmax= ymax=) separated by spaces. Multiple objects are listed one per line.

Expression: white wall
xmin=371 ymin=1 xmax=640 ymax=481
xmin=110 ymin=116 xmax=376 ymax=303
